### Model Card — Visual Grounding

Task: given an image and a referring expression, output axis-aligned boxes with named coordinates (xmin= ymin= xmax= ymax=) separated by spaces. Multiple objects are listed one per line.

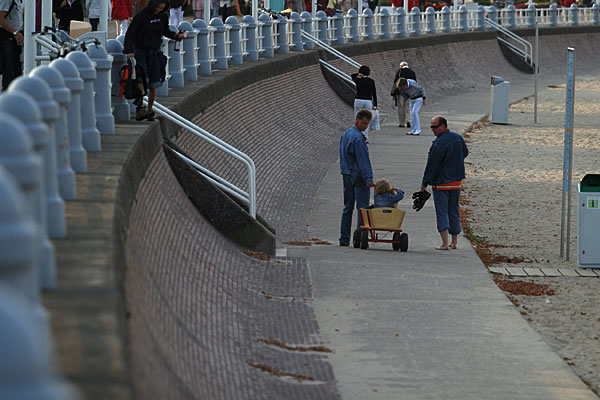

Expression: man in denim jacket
xmin=420 ymin=116 xmax=469 ymax=250
xmin=339 ymin=109 xmax=375 ymax=246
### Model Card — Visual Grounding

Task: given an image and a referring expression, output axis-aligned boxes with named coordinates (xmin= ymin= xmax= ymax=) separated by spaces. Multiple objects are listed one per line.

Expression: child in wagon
xmin=374 ymin=178 xmax=405 ymax=208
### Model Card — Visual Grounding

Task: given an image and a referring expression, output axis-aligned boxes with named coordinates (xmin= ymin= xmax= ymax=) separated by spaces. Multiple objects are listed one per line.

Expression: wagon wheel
xmin=392 ymin=232 xmax=401 ymax=251
xmin=400 ymin=233 xmax=409 ymax=252
xmin=353 ymin=229 xmax=361 ymax=248
xmin=360 ymin=230 xmax=369 ymax=249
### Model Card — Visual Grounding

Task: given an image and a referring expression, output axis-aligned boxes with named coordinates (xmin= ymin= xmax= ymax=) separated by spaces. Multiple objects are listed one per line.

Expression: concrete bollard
xmin=425 ymin=6 xmax=436 ymax=34
xmin=0 ymin=283 xmax=80 ymax=400
xmin=209 ymin=18 xmax=228 ymax=68
xmin=242 ymin=15 xmax=259 ymax=62
xmin=300 ymin=11 xmax=315 ymax=48
xmin=380 ymin=8 xmax=391 ymax=39
xmin=157 ymin=38 xmax=171 ymax=97
xmin=392 ymin=7 xmax=406 ymax=38
xmin=526 ymin=4 xmax=536 ymax=28
xmin=477 ymin=5 xmax=486 ymax=31
xmin=410 ymin=7 xmax=421 ymax=36
xmin=258 ymin=14 xmax=274 ymax=58
xmin=65 ymin=51 xmax=101 ymax=152
xmin=441 ymin=5 xmax=451 ymax=33
xmin=30 ymin=66 xmax=86 ymax=182
xmin=179 ymin=21 xmax=199 ymax=81
xmin=487 ymin=5 xmax=497 ymax=29
xmin=49 ymin=58 xmax=88 ymax=172
xmin=458 ymin=5 xmax=469 ymax=32
xmin=332 ymin=12 xmax=345 ymax=45
xmin=167 ymin=26 xmax=185 ymax=86
xmin=116 ymin=34 xmax=125 ymax=45
xmin=363 ymin=8 xmax=375 ymax=40
xmin=0 ymin=115 xmax=54 ymax=291
xmin=593 ymin=3 xmax=600 ymax=25
xmin=549 ymin=3 xmax=558 ymax=27
xmin=8 ymin=76 xmax=76 ymax=204
xmin=316 ymin=10 xmax=329 ymax=45
xmin=347 ymin=9 xmax=360 ymax=42
xmin=275 ymin=14 xmax=289 ymax=54
xmin=225 ymin=16 xmax=243 ymax=63
xmin=570 ymin=3 xmax=579 ymax=26
xmin=0 ymin=94 xmax=57 ymax=288
xmin=506 ymin=5 xmax=516 ymax=29
xmin=87 ymin=44 xmax=115 ymax=135
xmin=290 ymin=12 xmax=304 ymax=51
xmin=106 ymin=39 xmax=130 ymax=121
xmin=193 ymin=18 xmax=212 ymax=74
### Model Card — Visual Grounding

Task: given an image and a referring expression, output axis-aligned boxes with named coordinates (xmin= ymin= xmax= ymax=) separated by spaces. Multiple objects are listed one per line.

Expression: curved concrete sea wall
xmin=116 ymin=29 xmax=600 ymax=399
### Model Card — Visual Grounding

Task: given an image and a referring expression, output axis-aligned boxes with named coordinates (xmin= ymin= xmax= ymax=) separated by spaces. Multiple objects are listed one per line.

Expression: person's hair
xmin=400 ymin=61 xmax=408 ymax=68
xmin=397 ymin=77 xmax=407 ymax=88
xmin=375 ymin=178 xmax=392 ymax=195
xmin=356 ymin=109 xmax=372 ymax=121
xmin=437 ymin=116 xmax=448 ymax=128
xmin=358 ymin=65 xmax=370 ymax=76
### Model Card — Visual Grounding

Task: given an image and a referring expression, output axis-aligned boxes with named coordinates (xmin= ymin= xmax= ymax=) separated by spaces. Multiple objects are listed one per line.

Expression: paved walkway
xmin=286 ymin=76 xmax=598 ymax=399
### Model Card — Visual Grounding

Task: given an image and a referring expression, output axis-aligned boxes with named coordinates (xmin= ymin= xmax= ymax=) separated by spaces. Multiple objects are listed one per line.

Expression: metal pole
xmin=100 ymin=0 xmax=109 ymax=33
xmin=204 ymin=0 xmax=211 ymax=23
xmin=560 ymin=47 xmax=575 ymax=260
xmin=41 ymin=0 xmax=52 ymax=31
xmin=312 ymin=0 xmax=316 ymax=17
xmin=253 ymin=0 xmax=257 ymax=19
xmin=534 ymin=19 xmax=538 ymax=123
xmin=23 ymin=0 xmax=36 ymax=73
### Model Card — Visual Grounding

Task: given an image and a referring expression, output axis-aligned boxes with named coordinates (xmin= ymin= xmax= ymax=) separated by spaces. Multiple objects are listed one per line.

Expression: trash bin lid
xmin=580 ymin=174 xmax=600 ymax=192
xmin=491 ymin=76 xmax=504 ymax=85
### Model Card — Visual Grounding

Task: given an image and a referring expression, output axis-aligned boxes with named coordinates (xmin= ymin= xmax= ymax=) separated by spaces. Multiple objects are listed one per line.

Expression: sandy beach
xmin=462 ymin=77 xmax=600 ymax=395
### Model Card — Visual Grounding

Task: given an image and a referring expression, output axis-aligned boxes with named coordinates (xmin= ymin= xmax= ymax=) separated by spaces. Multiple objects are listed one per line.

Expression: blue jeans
xmin=340 ymin=174 xmax=371 ymax=244
xmin=432 ymin=189 xmax=461 ymax=234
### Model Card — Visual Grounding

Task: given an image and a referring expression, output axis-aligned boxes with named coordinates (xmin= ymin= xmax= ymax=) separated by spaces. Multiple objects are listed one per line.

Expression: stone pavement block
xmin=576 ymin=268 xmax=600 ymax=277
xmin=540 ymin=268 xmax=562 ymax=277
xmin=557 ymin=268 xmax=581 ymax=277
xmin=488 ymin=267 xmax=508 ymax=275
xmin=523 ymin=267 xmax=544 ymax=277
xmin=506 ymin=267 xmax=527 ymax=276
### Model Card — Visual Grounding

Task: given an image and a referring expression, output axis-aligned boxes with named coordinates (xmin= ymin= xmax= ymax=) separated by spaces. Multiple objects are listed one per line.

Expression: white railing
xmin=146 ymin=99 xmax=257 ymax=219
xmin=486 ymin=16 xmax=533 ymax=67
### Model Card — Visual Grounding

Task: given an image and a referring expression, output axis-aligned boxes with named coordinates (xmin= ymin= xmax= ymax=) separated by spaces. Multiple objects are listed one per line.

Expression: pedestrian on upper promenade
xmin=0 ymin=0 xmax=24 ymax=90
xmin=392 ymin=61 xmax=417 ymax=129
xmin=420 ymin=115 xmax=469 ymax=250
xmin=398 ymin=77 xmax=425 ymax=135
xmin=111 ymin=0 xmax=131 ymax=35
xmin=339 ymin=109 xmax=375 ymax=247
xmin=87 ymin=0 xmax=111 ymax=31
xmin=351 ymin=65 xmax=378 ymax=139
xmin=124 ymin=0 xmax=184 ymax=121
xmin=374 ymin=178 xmax=404 ymax=208
xmin=169 ymin=0 xmax=188 ymax=26
xmin=53 ymin=0 xmax=84 ymax=33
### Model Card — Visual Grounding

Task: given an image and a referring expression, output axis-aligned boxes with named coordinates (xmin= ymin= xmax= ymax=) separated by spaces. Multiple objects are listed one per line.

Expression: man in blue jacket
xmin=420 ymin=116 xmax=469 ymax=250
xmin=339 ymin=109 xmax=375 ymax=246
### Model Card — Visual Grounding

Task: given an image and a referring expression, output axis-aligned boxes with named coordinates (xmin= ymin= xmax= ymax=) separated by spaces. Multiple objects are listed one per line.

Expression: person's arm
xmin=462 ymin=138 xmax=469 ymax=159
xmin=371 ymin=79 xmax=377 ymax=108
xmin=161 ymin=13 xmax=183 ymax=40
xmin=123 ymin=13 xmax=141 ymax=54
xmin=421 ymin=145 xmax=442 ymax=189
xmin=0 ymin=10 xmax=23 ymax=45
xmin=391 ymin=189 xmax=404 ymax=202
xmin=356 ymin=140 xmax=374 ymax=186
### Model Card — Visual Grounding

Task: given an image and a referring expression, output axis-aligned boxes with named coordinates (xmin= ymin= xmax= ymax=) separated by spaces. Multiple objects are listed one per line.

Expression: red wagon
xmin=353 ymin=207 xmax=409 ymax=251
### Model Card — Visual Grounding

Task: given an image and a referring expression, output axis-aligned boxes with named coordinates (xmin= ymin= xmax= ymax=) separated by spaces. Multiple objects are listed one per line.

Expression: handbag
xmin=390 ymin=83 xmax=399 ymax=96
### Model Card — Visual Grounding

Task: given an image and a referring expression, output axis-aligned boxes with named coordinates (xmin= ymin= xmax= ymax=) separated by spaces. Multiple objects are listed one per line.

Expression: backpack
xmin=119 ymin=58 xmax=147 ymax=101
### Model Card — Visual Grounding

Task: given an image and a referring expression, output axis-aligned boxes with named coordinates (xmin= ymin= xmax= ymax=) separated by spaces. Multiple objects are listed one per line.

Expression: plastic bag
xmin=370 ymin=109 xmax=381 ymax=131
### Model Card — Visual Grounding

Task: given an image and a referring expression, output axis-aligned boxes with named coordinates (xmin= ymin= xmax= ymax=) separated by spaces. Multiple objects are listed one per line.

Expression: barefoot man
xmin=420 ymin=116 xmax=469 ymax=250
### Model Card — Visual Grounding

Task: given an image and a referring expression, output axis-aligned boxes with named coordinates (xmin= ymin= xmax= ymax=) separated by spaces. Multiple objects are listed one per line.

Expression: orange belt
xmin=432 ymin=180 xmax=462 ymax=190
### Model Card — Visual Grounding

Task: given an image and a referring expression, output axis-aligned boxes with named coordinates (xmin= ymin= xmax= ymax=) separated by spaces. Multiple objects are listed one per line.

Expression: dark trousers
xmin=1 ymin=37 xmax=22 ymax=91
xmin=89 ymin=18 xmax=99 ymax=31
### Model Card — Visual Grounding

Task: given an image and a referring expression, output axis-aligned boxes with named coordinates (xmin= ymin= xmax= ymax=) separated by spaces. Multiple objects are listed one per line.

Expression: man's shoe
xmin=135 ymin=107 xmax=148 ymax=121
xmin=406 ymin=131 xmax=414 ymax=135
xmin=406 ymin=122 xmax=411 ymax=128
xmin=412 ymin=132 xmax=420 ymax=135
xmin=145 ymin=111 xmax=155 ymax=121
xmin=339 ymin=242 xmax=350 ymax=247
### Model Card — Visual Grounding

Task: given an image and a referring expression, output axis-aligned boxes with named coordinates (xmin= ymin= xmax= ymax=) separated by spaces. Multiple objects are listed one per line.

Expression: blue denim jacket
xmin=339 ymin=125 xmax=374 ymax=184
xmin=374 ymin=190 xmax=405 ymax=207
xmin=422 ymin=129 xmax=469 ymax=187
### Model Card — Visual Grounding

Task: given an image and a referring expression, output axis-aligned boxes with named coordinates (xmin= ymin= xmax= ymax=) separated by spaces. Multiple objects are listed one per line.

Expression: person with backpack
xmin=124 ymin=0 xmax=184 ymax=121
xmin=0 ymin=0 xmax=23 ymax=91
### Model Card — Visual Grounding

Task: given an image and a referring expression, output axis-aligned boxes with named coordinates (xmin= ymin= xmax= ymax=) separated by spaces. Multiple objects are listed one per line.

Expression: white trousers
xmin=170 ymin=7 xmax=184 ymax=27
xmin=354 ymin=98 xmax=373 ymax=139
xmin=409 ymin=97 xmax=423 ymax=134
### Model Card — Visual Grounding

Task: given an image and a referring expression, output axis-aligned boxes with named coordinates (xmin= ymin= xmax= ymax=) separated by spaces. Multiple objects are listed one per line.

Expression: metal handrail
xmin=146 ymin=99 xmax=257 ymax=219
xmin=485 ymin=17 xmax=533 ymax=66
xmin=319 ymin=59 xmax=356 ymax=87
xmin=301 ymin=29 xmax=361 ymax=69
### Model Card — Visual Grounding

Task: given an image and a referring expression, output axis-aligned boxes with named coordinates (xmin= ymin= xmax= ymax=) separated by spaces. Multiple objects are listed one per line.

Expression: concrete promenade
xmin=287 ymin=80 xmax=598 ymax=399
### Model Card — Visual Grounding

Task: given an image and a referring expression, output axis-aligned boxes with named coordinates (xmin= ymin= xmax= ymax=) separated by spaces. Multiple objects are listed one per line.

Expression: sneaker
xmin=412 ymin=131 xmax=421 ymax=135
xmin=406 ymin=131 xmax=414 ymax=135
xmin=135 ymin=107 xmax=148 ymax=121
xmin=407 ymin=122 xmax=411 ymax=128
xmin=145 ymin=111 xmax=155 ymax=121
xmin=339 ymin=242 xmax=349 ymax=247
